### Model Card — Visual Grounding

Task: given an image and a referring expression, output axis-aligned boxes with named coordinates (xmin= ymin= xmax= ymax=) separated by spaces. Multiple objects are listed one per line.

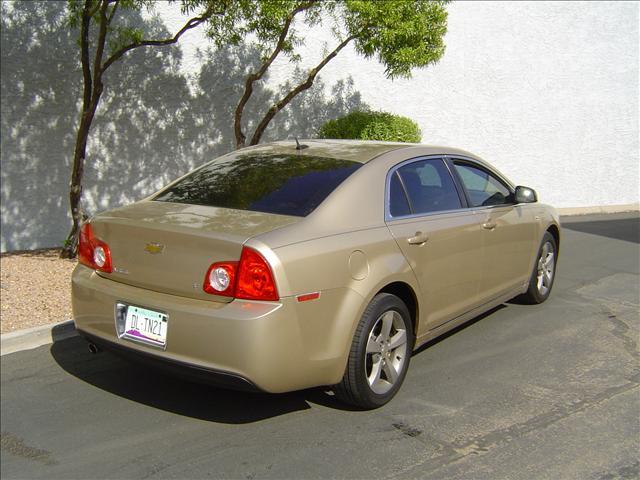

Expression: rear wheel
xmin=520 ymin=231 xmax=557 ymax=304
xmin=334 ymin=293 xmax=414 ymax=409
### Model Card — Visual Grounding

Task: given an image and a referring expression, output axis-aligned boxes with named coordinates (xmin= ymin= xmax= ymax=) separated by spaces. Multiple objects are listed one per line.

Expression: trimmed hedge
xmin=318 ymin=111 xmax=422 ymax=143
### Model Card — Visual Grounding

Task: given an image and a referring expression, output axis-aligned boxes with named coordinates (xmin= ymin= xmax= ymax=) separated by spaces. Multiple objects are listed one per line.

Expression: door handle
xmin=407 ymin=231 xmax=429 ymax=245
xmin=482 ymin=222 xmax=497 ymax=230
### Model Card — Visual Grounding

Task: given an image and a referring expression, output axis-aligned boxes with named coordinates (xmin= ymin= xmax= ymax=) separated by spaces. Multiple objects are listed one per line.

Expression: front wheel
xmin=520 ymin=231 xmax=558 ymax=304
xmin=334 ymin=293 xmax=414 ymax=409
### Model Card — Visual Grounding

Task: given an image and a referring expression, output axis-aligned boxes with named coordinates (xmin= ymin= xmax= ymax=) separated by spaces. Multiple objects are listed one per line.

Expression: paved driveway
xmin=1 ymin=214 xmax=638 ymax=479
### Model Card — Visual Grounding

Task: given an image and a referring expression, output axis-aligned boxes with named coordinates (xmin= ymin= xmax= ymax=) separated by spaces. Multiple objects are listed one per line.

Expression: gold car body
xmin=72 ymin=140 xmax=560 ymax=393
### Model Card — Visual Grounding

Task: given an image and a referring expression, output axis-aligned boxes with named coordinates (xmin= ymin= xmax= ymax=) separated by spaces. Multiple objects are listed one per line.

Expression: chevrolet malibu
xmin=72 ymin=140 xmax=560 ymax=408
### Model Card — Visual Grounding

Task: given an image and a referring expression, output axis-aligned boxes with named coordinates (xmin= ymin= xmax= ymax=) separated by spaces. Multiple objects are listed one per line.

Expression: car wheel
xmin=520 ymin=231 xmax=558 ymax=304
xmin=334 ymin=293 xmax=414 ymax=409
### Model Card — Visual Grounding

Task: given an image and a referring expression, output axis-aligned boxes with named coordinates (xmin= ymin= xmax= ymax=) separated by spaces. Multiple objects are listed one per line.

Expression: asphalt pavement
xmin=1 ymin=213 xmax=639 ymax=479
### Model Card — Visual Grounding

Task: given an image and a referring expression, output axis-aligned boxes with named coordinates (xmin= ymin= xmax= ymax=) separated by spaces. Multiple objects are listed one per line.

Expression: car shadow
xmin=49 ymin=335 xmax=361 ymax=424
xmin=50 ymin=305 xmax=509 ymax=423
xmin=412 ymin=305 xmax=507 ymax=355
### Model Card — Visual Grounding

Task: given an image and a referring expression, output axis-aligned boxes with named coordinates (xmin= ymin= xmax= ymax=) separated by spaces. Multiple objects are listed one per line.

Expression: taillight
xmin=78 ymin=224 xmax=94 ymax=268
xmin=78 ymin=223 xmax=113 ymax=273
xmin=236 ymin=247 xmax=279 ymax=301
xmin=203 ymin=261 xmax=237 ymax=297
xmin=203 ymin=247 xmax=279 ymax=301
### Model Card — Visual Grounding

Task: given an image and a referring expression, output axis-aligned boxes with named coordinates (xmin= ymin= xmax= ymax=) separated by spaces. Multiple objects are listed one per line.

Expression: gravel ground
xmin=0 ymin=249 xmax=76 ymax=334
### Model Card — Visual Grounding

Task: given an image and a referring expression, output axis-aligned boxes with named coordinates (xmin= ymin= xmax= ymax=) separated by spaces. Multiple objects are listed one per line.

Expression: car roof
xmin=241 ymin=139 xmax=480 ymax=164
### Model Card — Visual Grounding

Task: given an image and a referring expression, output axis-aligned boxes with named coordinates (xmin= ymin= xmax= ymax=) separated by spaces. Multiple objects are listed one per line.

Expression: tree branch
xmin=258 ymin=1 xmax=316 ymax=82
xmin=249 ymin=34 xmax=356 ymax=146
xmin=101 ymin=12 xmax=212 ymax=72
xmin=234 ymin=1 xmax=315 ymax=148
xmin=107 ymin=0 xmax=119 ymax=24
xmin=80 ymin=0 xmax=93 ymax=109
xmin=93 ymin=1 xmax=110 ymax=72
xmin=87 ymin=0 xmax=101 ymax=18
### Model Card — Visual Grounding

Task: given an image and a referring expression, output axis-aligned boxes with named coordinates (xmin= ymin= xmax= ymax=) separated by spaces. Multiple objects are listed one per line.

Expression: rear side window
xmin=453 ymin=162 xmax=512 ymax=207
xmin=154 ymin=154 xmax=362 ymax=217
xmin=389 ymin=172 xmax=411 ymax=217
xmin=390 ymin=159 xmax=462 ymax=216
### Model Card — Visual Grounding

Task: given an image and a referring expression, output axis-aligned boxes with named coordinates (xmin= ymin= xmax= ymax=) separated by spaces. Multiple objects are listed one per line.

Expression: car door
xmin=450 ymin=159 xmax=537 ymax=301
xmin=385 ymin=157 xmax=485 ymax=334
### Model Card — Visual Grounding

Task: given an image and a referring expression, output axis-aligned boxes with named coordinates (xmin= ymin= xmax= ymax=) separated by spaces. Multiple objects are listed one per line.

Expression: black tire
xmin=334 ymin=293 xmax=414 ymax=409
xmin=519 ymin=231 xmax=558 ymax=304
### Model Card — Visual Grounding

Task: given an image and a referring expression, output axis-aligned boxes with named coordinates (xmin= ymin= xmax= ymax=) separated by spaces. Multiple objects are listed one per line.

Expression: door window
xmin=389 ymin=172 xmax=412 ymax=217
xmin=453 ymin=162 xmax=513 ymax=207
xmin=389 ymin=159 xmax=462 ymax=217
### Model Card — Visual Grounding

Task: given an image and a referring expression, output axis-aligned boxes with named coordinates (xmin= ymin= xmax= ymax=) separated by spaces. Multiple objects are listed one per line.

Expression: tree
xmin=61 ymin=0 xmax=235 ymax=258
xmin=225 ymin=0 xmax=448 ymax=149
xmin=60 ymin=0 xmax=448 ymax=257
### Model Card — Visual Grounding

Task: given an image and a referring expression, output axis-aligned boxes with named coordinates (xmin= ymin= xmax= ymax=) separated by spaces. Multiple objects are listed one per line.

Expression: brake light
xmin=236 ymin=247 xmax=279 ymax=301
xmin=203 ymin=247 xmax=279 ymax=301
xmin=78 ymin=223 xmax=113 ymax=273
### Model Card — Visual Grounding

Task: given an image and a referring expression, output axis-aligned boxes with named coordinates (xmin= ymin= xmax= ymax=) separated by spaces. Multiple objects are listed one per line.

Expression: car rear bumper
xmin=78 ymin=330 xmax=261 ymax=391
xmin=72 ymin=265 xmax=363 ymax=393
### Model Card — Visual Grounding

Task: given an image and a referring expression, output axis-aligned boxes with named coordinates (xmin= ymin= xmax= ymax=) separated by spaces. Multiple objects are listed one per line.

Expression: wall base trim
xmin=557 ymin=203 xmax=639 ymax=216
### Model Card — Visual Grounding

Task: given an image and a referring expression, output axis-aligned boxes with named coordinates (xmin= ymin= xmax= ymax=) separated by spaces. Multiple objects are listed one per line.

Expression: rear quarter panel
xmin=248 ymin=226 xmax=419 ymax=383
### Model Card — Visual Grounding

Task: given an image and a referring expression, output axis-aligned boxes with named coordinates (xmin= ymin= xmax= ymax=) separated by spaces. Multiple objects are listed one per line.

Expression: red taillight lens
xmin=78 ymin=223 xmax=113 ymax=273
xmin=202 ymin=247 xmax=279 ymax=301
xmin=236 ymin=247 xmax=279 ymax=301
xmin=78 ymin=224 xmax=94 ymax=269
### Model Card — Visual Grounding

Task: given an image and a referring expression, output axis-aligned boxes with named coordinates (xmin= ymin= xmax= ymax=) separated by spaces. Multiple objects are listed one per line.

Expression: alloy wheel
xmin=365 ymin=310 xmax=408 ymax=395
xmin=536 ymin=241 xmax=555 ymax=296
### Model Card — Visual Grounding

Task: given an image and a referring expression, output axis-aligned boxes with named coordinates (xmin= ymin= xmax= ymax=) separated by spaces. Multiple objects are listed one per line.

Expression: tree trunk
xmin=61 ymin=78 xmax=103 ymax=258
xmin=59 ymin=0 xmax=212 ymax=258
xmin=233 ymin=3 xmax=314 ymax=150
xmin=60 ymin=101 xmax=99 ymax=258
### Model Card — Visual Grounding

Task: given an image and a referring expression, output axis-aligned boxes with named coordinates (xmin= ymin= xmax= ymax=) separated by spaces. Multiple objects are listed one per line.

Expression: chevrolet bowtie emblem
xmin=144 ymin=242 xmax=165 ymax=254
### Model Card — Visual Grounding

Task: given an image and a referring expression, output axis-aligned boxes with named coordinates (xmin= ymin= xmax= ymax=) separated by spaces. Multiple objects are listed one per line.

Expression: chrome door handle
xmin=407 ymin=231 xmax=428 ymax=245
xmin=482 ymin=222 xmax=497 ymax=230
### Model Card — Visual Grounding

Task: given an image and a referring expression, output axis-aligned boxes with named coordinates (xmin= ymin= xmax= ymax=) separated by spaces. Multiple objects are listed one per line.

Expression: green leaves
xmin=343 ymin=0 xmax=448 ymax=79
xmin=319 ymin=111 xmax=422 ymax=143
xmin=200 ymin=0 xmax=448 ymax=78
xmin=66 ymin=0 xmax=449 ymax=98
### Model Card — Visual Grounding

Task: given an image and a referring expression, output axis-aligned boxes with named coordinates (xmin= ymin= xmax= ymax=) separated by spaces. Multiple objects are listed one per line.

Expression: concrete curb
xmin=1 ymin=320 xmax=78 ymax=356
xmin=557 ymin=203 xmax=639 ymax=216
xmin=560 ymin=211 xmax=640 ymax=223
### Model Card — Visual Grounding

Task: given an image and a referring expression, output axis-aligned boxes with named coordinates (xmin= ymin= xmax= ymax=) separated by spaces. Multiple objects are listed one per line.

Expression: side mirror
xmin=515 ymin=185 xmax=537 ymax=203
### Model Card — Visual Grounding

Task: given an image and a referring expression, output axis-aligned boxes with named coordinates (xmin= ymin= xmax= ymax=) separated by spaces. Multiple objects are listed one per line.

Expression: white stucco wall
xmin=158 ymin=0 xmax=640 ymax=209
xmin=1 ymin=1 xmax=638 ymax=251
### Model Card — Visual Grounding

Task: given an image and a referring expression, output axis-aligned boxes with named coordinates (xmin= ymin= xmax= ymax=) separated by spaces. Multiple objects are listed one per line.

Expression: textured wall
xmin=1 ymin=1 xmax=638 ymax=251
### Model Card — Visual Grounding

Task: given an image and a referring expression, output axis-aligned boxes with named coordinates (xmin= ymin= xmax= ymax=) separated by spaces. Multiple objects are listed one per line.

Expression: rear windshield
xmin=154 ymin=153 xmax=362 ymax=217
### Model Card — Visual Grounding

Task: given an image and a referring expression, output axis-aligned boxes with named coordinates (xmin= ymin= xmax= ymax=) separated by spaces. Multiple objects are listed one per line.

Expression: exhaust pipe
xmin=88 ymin=343 xmax=100 ymax=354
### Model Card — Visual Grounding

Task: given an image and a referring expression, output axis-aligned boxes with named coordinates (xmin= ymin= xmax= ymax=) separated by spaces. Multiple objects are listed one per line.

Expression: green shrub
xmin=318 ymin=110 xmax=422 ymax=143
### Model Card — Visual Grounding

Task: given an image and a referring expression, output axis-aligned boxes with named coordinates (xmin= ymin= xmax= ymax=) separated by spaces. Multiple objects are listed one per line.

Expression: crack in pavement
xmin=385 ymin=377 xmax=640 ymax=479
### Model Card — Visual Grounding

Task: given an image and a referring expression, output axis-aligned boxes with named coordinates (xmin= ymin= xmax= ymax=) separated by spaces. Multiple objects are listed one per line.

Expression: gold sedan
xmin=72 ymin=140 xmax=560 ymax=408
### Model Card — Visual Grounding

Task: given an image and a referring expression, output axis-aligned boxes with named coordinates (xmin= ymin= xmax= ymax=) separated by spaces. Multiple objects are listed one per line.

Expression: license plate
xmin=117 ymin=303 xmax=168 ymax=348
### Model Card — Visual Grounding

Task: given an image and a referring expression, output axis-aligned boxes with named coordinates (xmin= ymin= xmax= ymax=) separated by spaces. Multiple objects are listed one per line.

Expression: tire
xmin=520 ymin=231 xmax=558 ymax=304
xmin=334 ymin=293 xmax=414 ymax=409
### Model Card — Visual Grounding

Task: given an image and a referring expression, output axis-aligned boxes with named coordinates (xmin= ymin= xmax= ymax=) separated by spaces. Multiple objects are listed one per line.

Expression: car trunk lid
xmin=90 ymin=201 xmax=299 ymax=302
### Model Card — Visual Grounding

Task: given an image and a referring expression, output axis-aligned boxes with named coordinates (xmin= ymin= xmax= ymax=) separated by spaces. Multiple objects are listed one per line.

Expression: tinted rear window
xmin=154 ymin=153 xmax=362 ymax=217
